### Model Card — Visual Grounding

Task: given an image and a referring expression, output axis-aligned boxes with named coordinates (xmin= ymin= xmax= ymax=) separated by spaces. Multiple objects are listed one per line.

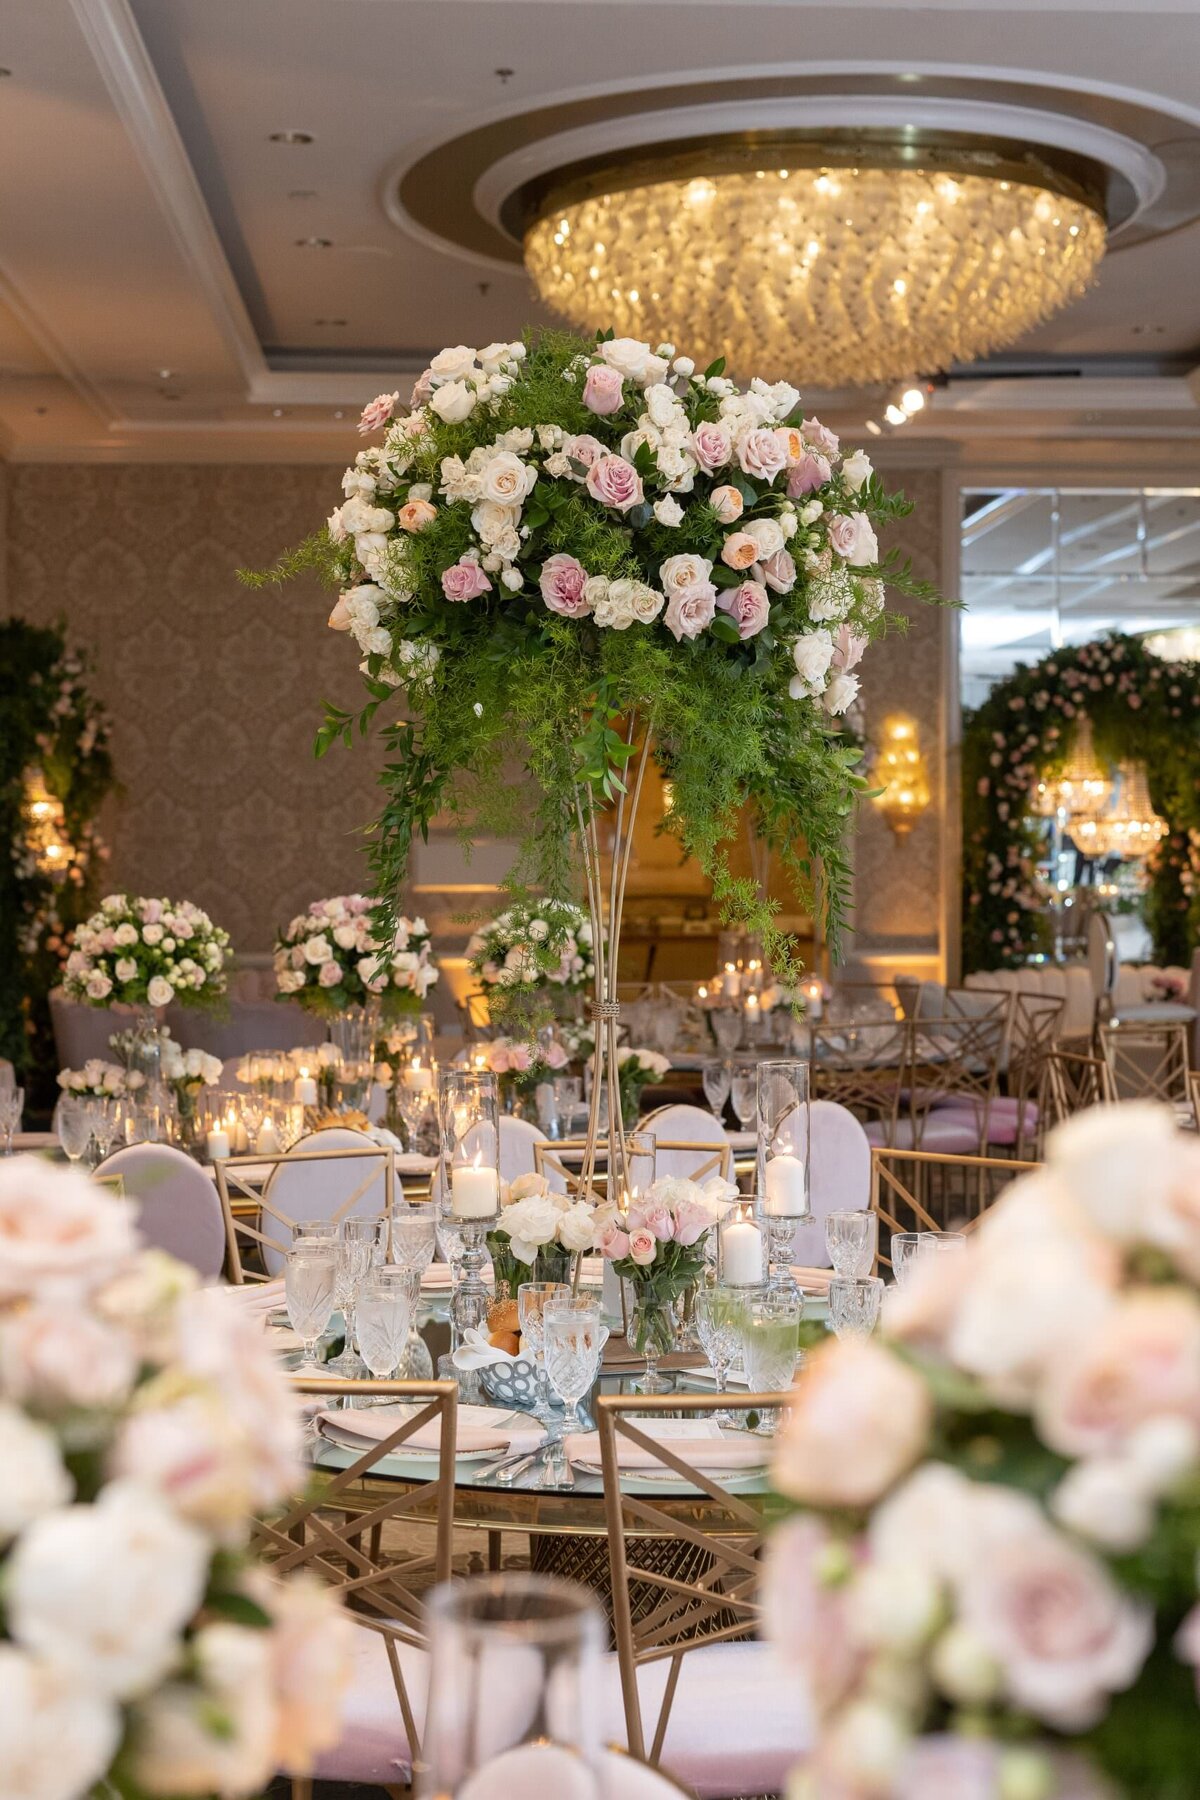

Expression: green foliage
xmin=962 ymin=634 xmax=1200 ymax=971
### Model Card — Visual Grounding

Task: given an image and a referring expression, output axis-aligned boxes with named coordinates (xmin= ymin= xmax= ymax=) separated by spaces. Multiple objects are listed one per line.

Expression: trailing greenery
xmin=0 ymin=619 xmax=114 ymax=1097
xmin=250 ymin=328 xmax=939 ymax=974
xmin=962 ymin=633 xmax=1200 ymax=971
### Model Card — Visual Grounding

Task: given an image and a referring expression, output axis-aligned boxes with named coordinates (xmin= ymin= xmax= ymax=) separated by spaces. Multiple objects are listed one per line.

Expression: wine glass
xmin=330 ymin=1217 xmax=382 ymax=1375
xmin=543 ymin=1298 xmax=606 ymax=1442
xmin=890 ymin=1231 xmax=926 ymax=1286
xmin=390 ymin=1210 xmax=438 ymax=1378
xmin=825 ymin=1209 xmax=878 ymax=1277
xmin=711 ymin=1008 xmax=743 ymax=1055
xmin=917 ymin=1231 xmax=968 ymax=1265
xmin=694 ymin=1286 xmax=746 ymax=1427
xmin=355 ymin=1268 xmax=416 ymax=1403
xmin=285 ymin=1244 xmax=338 ymax=1372
xmin=518 ymin=1281 xmax=569 ymax=1427
xmin=729 ymin=1058 xmax=758 ymax=1130
xmin=829 ymin=1275 xmax=884 ymax=1339
xmin=701 ymin=1058 xmax=731 ymax=1120
xmin=89 ymin=1096 xmax=121 ymax=1163
xmin=56 ymin=1095 xmax=93 ymax=1167
xmin=738 ymin=1291 xmax=802 ymax=1432
xmin=0 ymin=1085 xmax=24 ymax=1155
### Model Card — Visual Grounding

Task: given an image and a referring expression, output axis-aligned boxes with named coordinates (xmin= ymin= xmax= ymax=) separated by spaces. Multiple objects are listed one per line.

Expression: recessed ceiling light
xmin=269 ymin=130 xmax=313 ymax=145
xmin=295 ymin=236 xmax=332 ymax=249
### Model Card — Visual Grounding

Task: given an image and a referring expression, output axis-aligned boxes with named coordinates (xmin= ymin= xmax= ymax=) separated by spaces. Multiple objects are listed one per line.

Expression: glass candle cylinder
xmin=716 ymin=1198 xmax=768 ymax=1289
xmin=757 ymin=1059 xmax=811 ymax=1296
xmin=438 ymin=1068 xmax=500 ymax=1342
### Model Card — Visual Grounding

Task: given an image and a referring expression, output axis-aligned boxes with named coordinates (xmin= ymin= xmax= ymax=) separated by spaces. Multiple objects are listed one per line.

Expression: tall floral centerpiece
xmin=766 ymin=1103 xmax=1200 ymax=1800
xmin=466 ymin=897 xmax=593 ymax=1031
xmin=253 ymin=327 xmax=929 ymax=1208
xmin=273 ymin=895 xmax=437 ymax=1018
xmin=0 ymin=1156 xmax=350 ymax=1798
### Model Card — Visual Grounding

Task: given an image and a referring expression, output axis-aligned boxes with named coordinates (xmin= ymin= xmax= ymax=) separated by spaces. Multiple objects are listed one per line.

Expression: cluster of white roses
xmin=326 ymin=333 xmax=884 ymax=718
xmin=274 ymin=895 xmax=438 ymax=1012
xmin=63 ymin=894 xmax=229 ymax=1011
xmin=768 ymin=1102 xmax=1200 ymax=1798
xmin=0 ymin=1157 xmax=350 ymax=1799
xmin=56 ymin=1058 xmax=134 ymax=1098
xmin=159 ymin=1038 xmax=222 ymax=1094
xmin=467 ymin=899 xmax=593 ymax=994
xmin=496 ymin=1170 xmax=598 ymax=1263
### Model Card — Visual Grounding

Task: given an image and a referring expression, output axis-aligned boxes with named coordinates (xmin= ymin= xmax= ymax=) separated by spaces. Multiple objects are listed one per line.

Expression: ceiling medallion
xmin=520 ymin=131 xmax=1107 ymax=387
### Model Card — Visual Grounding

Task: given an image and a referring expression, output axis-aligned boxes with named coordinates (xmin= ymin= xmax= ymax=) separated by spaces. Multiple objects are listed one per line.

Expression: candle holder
xmin=757 ymin=1059 xmax=811 ymax=1299
xmin=438 ymin=1068 xmax=500 ymax=1345
xmin=715 ymin=1198 xmax=768 ymax=1290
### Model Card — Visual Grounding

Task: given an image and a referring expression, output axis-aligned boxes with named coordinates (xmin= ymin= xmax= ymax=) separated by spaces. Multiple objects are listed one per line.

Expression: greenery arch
xmin=962 ymin=633 xmax=1200 ymax=973
xmin=0 ymin=620 xmax=115 ymax=1095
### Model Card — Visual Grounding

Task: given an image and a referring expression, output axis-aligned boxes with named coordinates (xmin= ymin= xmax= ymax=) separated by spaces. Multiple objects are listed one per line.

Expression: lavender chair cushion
xmin=98 ymin=1143 xmax=227 ymax=1277
xmin=864 ymin=1113 xmax=983 ymax=1154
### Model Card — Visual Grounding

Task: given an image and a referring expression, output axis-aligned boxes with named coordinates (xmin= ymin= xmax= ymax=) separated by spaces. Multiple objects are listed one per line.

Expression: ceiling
xmin=3 ymin=0 xmax=1200 ymax=461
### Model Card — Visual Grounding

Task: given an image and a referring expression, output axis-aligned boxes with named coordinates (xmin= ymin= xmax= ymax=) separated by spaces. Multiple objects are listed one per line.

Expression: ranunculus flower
xmin=585 ymin=454 xmax=644 ymax=513
xmin=659 ymin=552 xmax=714 ymax=596
xmin=539 ymin=552 xmax=592 ymax=618
xmin=720 ymin=532 xmax=761 ymax=571
xmin=582 ymin=363 xmax=625 ymax=414
xmin=787 ymin=452 xmax=831 ymax=496
xmin=397 ymin=498 xmax=437 ymax=532
xmin=628 ymin=1228 xmax=657 ymax=1266
xmin=664 ymin=582 xmax=717 ymax=642
xmin=760 ymin=548 xmax=797 ymax=593
xmin=441 ymin=558 xmax=492 ymax=602
xmin=710 ymin=485 xmax=743 ymax=524
xmin=773 ymin=1338 xmax=931 ymax=1508
xmin=1035 ymin=1288 xmax=1200 ymax=1460
xmin=0 ymin=1158 xmax=140 ymax=1301
xmin=358 ymin=390 xmax=398 ymax=435
xmin=828 ymin=511 xmax=880 ymax=566
xmin=690 ymin=420 xmax=734 ymax=472
xmin=736 ymin=427 xmax=788 ymax=483
xmin=719 ymin=579 xmax=771 ymax=639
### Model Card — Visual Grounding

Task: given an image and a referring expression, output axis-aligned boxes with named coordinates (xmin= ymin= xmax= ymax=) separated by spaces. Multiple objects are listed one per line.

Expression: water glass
xmin=711 ymin=1007 xmax=743 ymax=1055
xmin=56 ymin=1095 xmax=93 ymax=1166
xmin=543 ymin=1297 xmax=606 ymax=1434
xmin=355 ymin=1267 xmax=416 ymax=1396
xmin=890 ymin=1230 xmax=926 ymax=1285
xmin=332 ymin=1217 xmax=382 ymax=1373
xmin=89 ymin=1097 xmax=121 ymax=1161
xmin=729 ymin=1058 xmax=758 ymax=1129
xmin=917 ymin=1231 xmax=968 ymax=1265
xmin=285 ymin=1245 xmax=338 ymax=1371
xmin=694 ymin=1285 xmax=746 ymax=1425
xmin=738 ymin=1291 xmax=802 ymax=1430
xmin=825 ymin=1209 xmax=878 ymax=1277
xmin=0 ymin=1085 xmax=24 ymax=1154
xmin=390 ymin=1210 xmax=437 ymax=1275
xmin=701 ymin=1058 xmax=731 ymax=1119
xmin=419 ymin=1574 xmax=604 ymax=1799
xmin=518 ymin=1281 xmax=569 ymax=1426
xmin=829 ymin=1275 xmax=884 ymax=1339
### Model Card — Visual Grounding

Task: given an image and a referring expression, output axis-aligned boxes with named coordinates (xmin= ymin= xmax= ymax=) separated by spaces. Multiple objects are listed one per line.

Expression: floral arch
xmin=961 ymin=634 xmax=1200 ymax=972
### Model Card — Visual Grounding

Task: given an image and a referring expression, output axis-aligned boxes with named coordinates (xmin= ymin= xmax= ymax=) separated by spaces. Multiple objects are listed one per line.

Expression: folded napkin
xmin=222 ymin=1278 xmax=286 ymax=1312
xmin=791 ymin=1265 xmax=835 ymax=1294
xmin=452 ymin=1327 xmax=519 ymax=1371
xmin=317 ymin=1402 xmax=541 ymax=1456
xmin=564 ymin=1423 xmax=768 ymax=1473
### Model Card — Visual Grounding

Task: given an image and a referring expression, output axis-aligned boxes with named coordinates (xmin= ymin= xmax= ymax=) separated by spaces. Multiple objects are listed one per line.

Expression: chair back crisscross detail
xmin=216 ymin=1135 xmax=394 ymax=1281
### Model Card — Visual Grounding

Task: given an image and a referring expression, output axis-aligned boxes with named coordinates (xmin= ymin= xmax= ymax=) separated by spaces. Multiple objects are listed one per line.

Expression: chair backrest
xmin=787 ymin=1099 xmax=871 ymax=1270
xmin=1088 ymin=910 xmax=1118 ymax=1009
xmin=639 ymin=1104 xmax=731 ymax=1182
xmin=596 ymin=1391 xmax=786 ymax=1768
xmin=1043 ymin=1049 xmax=1116 ymax=1124
xmin=870 ymin=1146 xmax=1041 ymax=1266
xmin=806 ymin=1018 xmax=909 ymax=1132
xmin=97 ymin=1142 xmax=228 ymax=1277
xmin=254 ymin=1374 xmax=457 ymax=1771
xmin=908 ymin=1006 xmax=1008 ymax=1126
xmin=218 ymin=1128 xmax=393 ymax=1279
xmin=1098 ymin=1020 xmax=1191 ymax=1105
xmin=498 ymin=1114 xmax=549 ymax=1183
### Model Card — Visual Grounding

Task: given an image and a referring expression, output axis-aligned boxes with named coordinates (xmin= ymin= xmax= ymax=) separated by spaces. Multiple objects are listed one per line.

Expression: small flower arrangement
xmin=0 ymin=1156 xmax=350 ymax=1796
xmin=488 ymin=1171 xmax=598 ymax=1296
xmin=598 ymin=1175 xmax=718 ymax=1364
xmin=57 ymin=1059 xmax=134 ymax=1099
xmin=160 ymin=1038 xmax=222 ymax=1146
xmin=62 ymin=894 xmax=230 ymax=1011
xmin=273 ymin=895 xmax=437 ymax=1018
xmin=467 ymin=899 xmax=594 ymax=1000
xmin=765 ymin=1102 xmax=1200 ymax=1799
xmin=615 ymin=1045 xmax=671 ymax=1125
xmin=477 ymin=1033 xmax=571 ymax=1105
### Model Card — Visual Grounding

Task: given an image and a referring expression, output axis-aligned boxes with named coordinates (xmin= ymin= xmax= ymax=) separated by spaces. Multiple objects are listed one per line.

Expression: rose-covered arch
xmin=962 ymin=634 xmax=1200 ymax=972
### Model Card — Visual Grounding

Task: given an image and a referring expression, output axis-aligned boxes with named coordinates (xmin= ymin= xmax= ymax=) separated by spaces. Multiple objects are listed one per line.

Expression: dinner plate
xmin=569 ymin=1459 xmax=766 ymax=1486
xmin=316 ymin=1416 xmax=506 ymax=1464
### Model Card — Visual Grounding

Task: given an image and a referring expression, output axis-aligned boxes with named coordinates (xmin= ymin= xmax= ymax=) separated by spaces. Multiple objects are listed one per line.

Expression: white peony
xmin=823 ymin=671 xmax=861 ymax=715
xmin=0 ymin=1405 xmax=72 ymax=1542
xmin=557 ymin=1202 xmax=597 ymax=1254
xmin=0 ymin=1646 xmax=121 ymax=1800
xmin=8 ymin=1480 xmax=210 ymax=1699
xmin=429 ymin=379 xmax=476 ymax=424
xmin=501 ymin=1194 xmax=562 ymax=1263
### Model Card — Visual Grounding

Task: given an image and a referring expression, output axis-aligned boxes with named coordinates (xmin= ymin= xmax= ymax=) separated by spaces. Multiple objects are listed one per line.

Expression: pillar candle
xmin=293 ymin=1075 xmax=318 ymax=1106
xmin=206 ymin=1129 xmax=230 ymax=1162
xmin=451 ymin=1161 xmax=499 ymax=1219
xmin=404 ymin=1063 xmax=434 ymax=1093
xmin=721 ymin=1219 xmax=764 ymax=1286
xmin=764 ymin=1152 xmax=808 ymax=1217
xmin=257 ymin=1119 xmax=279 ymax=1155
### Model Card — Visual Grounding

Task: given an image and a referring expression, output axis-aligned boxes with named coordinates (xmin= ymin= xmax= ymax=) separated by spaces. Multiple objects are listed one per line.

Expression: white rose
xmin=850 ymin=1561 xmax=940 ymax=1653
xmin=653 ymin=496 xmax=684 ymax=528
xmin=428 ymin=344 xmax=478 ymax=384
xmin=599 ymin=337 xmax=669 ymax=385
xmin=557 ymin=1202 xmax=597 ymax=1254
xmin=471 ymin=497 xmax=519 ymax=546
xmin=501 ymin=568 xmax=522 ymax=592
xmin=823 ymin=671 xmax=861 ymax=715
xmin=502 ymin=1195 xmax=561 ymax=1262
xmin=276 ymin=968 xmax=306 ymax=994
xmin=842 ymin=448 xmax=874 ymax=494
xmin=85 ymin=971 xmax=113 ymax=1000
xmin=644 ymin=383 xmax=682 ymax=429
xmin=659 ymin=552 xmax=713 ymax=596
xmin=672 ymin=355 xmax=695 ymax=377
xmin=303 ymin=934 xmax=332 ymax=965
xmin=0 ymin=1646 xmax=121 ymax=1800
xmin=114 ymin=957 xmax=137 ymax=982
xmin=141 ymin=922 xmax=163 ymax=945
xmin=429 ymin=379 xmax=476 ymax=424
xmin=1123 ymin=1417 xmax=1200 ymax=1495
xmin=1051 ymin=1458 xmax=1155 ymax=1553
xmin=113 ymin=922 xmax=138 ymax=947
xmin=8 ymin=1481 xmax=210 ymax=1700
xmin=742 ymin=517 xmax=786 ymax=560
xmin=790 ymin=630 xmax=835 ymax=689
xmin=0 ymin=1406 xmax=72 ymax=1542
xmin=527 ymin=919 xmax=550 ymax=942
xmin=332 ymin=923 xmax=358 ymax=951
xmin=147 ymin=976 xmax=174 ymax=1008
xmin=480 ymin=451 xmax=533 ymax=506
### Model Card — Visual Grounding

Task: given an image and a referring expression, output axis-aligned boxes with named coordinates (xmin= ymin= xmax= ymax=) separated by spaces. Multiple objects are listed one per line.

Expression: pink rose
xmin=488 ymin=1044 xmax=512 ymax=1073
xmin=690 ymin=421 xmax=733 ymax=473
xmin=596 ymin=1219 xmax=630 ymax=1261
xmin=397 ymin=499 xmax=437 ymax=532
xmin=787 ymin=452 xmax=831 ymax=497
xmin=802 ymin=416 xmax=840 ymax=458
xmin=585 ymin=454 xmax=644 ymax=513
xmin=327 ymin=594 xmax=353 ymax=631
xmin=545 ymin=1041 xmax=570 ymax=1070
xmin=441 ymin=558 xmax=492 ymax=602
xmin=735 ymin=428 xmax=787 ymax=483
xmin=141 ymin=900 xmax=163 ymax=923
xmin=628 ymin=1228 xmax=657 ymax=1267
xmin=719 ymin=579 xmax=770 ymax=640
xmin=664 ymin=582 xmax=717 ymax=643
xmin=628 ymin=1199 xmax=673 ymax=1241
xmin=763 ymin=1515 xmax=861 ymax=1712
xmin=317 ymin=960 xmax=342 ymax=988
xmin=1 ymin=1303 xmax=136 ymax=1411
xmin=562 ymin=433 xmax=605 ymax=471
xmin=773 ymin=1338 xmax=931 ymax=1508
xmin=710 ymin=485 xmax=743 ymax=524
xmin=828 ymin=512 xmax=879 ymax=566
xmin=832 ymin=624 xmax=868 ymax=671
xmin=581 ymin=363 xmax=625 ymax=415
xmin=672 ymin=1198 xmax=713 ymax=1247
xmin=759 ymin=548 xmax=796 ymax=593
xmin=539 ymin=553 xmax=592 ymax=619
xmin=358 ymin=391 xmax=398 ymax=436
xmin=958 ymin=1524 xmax=1153 ymax=1730
xmin=1035 ymin=1290 xmax=1200 ymax=1459
xmin=507 ymin=1044 xmax=532 ymax=1073
xmin=409 ymin=369 xmax=434 ymax=408
xmin=719 ymin=532 xmax=760 ymax=571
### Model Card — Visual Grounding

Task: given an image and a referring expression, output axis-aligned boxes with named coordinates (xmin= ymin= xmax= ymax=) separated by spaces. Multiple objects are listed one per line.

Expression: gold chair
xmin=596 ymin=1391 xmax=788 ymax=1772
xmin=871 ymin=1146 xmax=1041 ymax=1262
xmin=1098 ymin=1019 xmax=1191 ymax=1108
xmin=903 ymin=1002 xmax=1010 ymax=1155
xmin=254 ymin=1376 xmax=458 ymax=1797
xmin=1043 ymin=1048 xmax=1116 ymax=1125
xmin=216 ymin=1137 xmax=395 ymax=1282
xmin=1190 ymin=1070 xmax=1200 ymax=1131
xmin=806 ymin=1016 xmax=909 ymax=1138
xmin=972 ymin=987 xmax=1065 ymax=1159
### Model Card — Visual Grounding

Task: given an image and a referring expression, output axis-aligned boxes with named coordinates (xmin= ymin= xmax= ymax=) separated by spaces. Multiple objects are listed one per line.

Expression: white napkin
xmin=452 ymin=1328 xmax=520 ymax=1371
xmin=318 ymin=1403 xmax=541 ymax=1455
xmin=222 ymin=1278 xmax=286 ymax=1313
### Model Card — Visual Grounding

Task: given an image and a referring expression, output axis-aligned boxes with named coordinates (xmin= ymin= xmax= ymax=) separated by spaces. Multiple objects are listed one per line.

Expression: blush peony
xmin=773 ymin=1337 xmax=931 ymax=1508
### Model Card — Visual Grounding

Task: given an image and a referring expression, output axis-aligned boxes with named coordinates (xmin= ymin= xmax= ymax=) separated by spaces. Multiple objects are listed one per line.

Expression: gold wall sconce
xmin=872 ymin=713 xmax=931 ymax=840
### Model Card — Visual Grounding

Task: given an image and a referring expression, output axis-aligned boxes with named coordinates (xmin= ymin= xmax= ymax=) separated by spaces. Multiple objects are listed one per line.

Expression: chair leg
xmin=488 ymin=1529 xmax=502 ymax=1572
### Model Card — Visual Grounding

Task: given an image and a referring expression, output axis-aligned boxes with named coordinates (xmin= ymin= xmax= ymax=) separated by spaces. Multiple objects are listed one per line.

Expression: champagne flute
xmin=701 ymin=1058 xmax=732 ymax=1120
xmin=0 ymin=1085 xmax=24 ymax=1155
xmin=285 ymin=1245 xmax=338 ymax=1372
xmin=729 ymin=1058 xmax=758 ymax=1130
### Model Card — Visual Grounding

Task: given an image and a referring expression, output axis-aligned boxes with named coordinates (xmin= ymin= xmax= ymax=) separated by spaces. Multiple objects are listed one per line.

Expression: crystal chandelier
xmin=1069 ymin=764 xmax=1167 ymax=861
xmin=1030 ymin=716 xmax=1112 ymax=820
xmin=522 ymin=133 xmax=1107 ymax=387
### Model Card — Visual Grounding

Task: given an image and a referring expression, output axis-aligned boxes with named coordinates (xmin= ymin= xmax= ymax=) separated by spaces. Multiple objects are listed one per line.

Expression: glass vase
xmin=629 ymin=1289 xmax=676 ymax=1394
